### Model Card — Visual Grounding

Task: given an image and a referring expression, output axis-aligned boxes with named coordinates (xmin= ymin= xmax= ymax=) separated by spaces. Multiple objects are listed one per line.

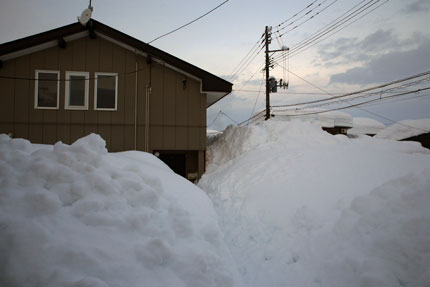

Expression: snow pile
xmin=199 ymin=119 xmax=430 ymax=287
xmin=207 ymin=129 xmax=223 ymax=146
xmin=348 ymin=117 xmax=385 ymax=136
xmin=375 ymin=118 xmax=430 ymax=140
xmin=0 ymin=134 xmax=240 ymax=287
xmin=269 ymin=108 xmax=353 ymax=128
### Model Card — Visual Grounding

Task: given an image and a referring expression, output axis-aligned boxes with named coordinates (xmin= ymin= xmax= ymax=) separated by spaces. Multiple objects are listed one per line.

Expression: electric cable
xmin=148 ymin=0 xmax=230 ymax=44
xmin=246 ymin=75 xmax=265 ymax=126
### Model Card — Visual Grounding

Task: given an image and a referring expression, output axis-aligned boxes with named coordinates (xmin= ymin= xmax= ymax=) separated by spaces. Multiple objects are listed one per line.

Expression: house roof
xmin=0 ymin=19 xmax=232 ymax=107
xmin=375 ymin=119 xmax=430 ymax=141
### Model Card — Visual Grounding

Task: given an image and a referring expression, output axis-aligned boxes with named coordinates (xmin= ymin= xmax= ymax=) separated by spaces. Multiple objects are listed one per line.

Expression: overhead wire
xmin=271 ymin=70 xmax=430 ymax=108
xmin=272 ymin=0 xmax=370 ymax=61
xmin=274 ymin=88 xmax=430 ymax=133
xmin=273 ymin=0 xmax=389 ymax=63
xmin=275 ymin=0 xmax=338 ymax=38
xmin=270 ymin=65 xmax=430 ymax=131
xmin=230 ymin=45 xmax=265 ymax=83
xmin=148 ymin=0 xmax=230 ymax=44
xmin=275 ymin=0 xmax=320 ymax=29
xmin=246 ymin=75 xmax=265 ymax=126
xmin=227 ymin=34 xmax=265 ymax=81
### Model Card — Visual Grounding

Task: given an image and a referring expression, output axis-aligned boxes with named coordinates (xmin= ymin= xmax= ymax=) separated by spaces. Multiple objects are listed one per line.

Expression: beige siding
xmin=0 ymin=35 xmax=207 ymax=157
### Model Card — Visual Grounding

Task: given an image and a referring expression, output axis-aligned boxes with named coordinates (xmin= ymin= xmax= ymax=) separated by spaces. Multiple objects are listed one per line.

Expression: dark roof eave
xmin=0 ymin=23 xmax=86 ymax=56
xmin=0 ymin=20 xmax=233 ymax=94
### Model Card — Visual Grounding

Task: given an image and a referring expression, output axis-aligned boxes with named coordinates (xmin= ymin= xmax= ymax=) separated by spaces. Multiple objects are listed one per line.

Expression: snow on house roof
xmin=375 ymin=119 xmax=430 ymax=140
xmin=270 ymin=108 xmax=353 ymax=128
xmin=348 ymin=117 xmax=385 ymax=136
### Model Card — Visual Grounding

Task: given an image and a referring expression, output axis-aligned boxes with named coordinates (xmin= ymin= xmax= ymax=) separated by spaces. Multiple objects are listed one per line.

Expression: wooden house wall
xmin=0 ymin=36 xmax=207 ymax=155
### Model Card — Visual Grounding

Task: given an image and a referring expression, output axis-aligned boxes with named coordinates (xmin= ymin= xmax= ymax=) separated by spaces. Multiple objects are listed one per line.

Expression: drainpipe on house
xmin=145 ymin=85 xmax=151 ymax=152
xmin=145 ymin=56 xmax=152 ymax=153
xmin=134 ymin=58 xmax=138 ymax=150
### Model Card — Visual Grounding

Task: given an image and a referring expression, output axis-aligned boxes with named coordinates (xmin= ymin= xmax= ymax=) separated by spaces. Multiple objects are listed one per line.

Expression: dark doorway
xmin=158 ymin=153 xmax=186 ymax=177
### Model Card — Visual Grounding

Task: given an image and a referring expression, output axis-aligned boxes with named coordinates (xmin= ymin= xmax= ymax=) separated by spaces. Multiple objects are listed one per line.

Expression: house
xmin=348 ymin=117 xmax=385 ymax=137
xmin=375 ymin=119 xmax=430 ymax=149
xmin=0 ymin=19 xmax=232 ymax=180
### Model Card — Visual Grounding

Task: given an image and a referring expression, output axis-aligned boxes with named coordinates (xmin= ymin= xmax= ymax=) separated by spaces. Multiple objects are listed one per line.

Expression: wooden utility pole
xmin=264 ymin=26 xmax=289 ymax=121
xmin=264 ymin=26 xmax=271 ymax=121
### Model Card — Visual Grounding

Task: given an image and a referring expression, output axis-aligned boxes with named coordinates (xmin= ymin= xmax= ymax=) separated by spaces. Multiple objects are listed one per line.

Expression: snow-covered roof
xmin=375 ymin=119 xmax=430 ymax=140
xmin=207 ymin=129 xmax=222 ymax=136
xmin=348 ymin=117 xmax=385 ymax=135
xmin=269 ymin=108 xmax=353 ymax=128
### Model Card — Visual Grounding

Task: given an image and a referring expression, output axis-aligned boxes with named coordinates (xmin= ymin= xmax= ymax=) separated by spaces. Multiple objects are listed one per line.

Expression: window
xmin=35 ymin=70 xmax=60 ymax=109
xmin=95 ymin=72 xmax=118 ymax=110
xmin=65 ymin=71 xmax=89 ymax=110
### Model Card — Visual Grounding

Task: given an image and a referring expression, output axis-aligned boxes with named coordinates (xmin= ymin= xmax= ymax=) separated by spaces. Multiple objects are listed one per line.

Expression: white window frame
xmin=94 ymin=72 xmax=118 ymax=111
xmin=34 ymin=69 xmax=60 ymax=109
xmin=65 ymin=71 xmax=89 ymax=110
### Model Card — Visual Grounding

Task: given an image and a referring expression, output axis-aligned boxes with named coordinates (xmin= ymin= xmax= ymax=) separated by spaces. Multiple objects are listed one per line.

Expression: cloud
xmin=329 ymin=38 xmax=430 ymax=85
xmin=318 ymin=29 xmax=403 ymax=65
xmin=404 ymin=0 xmax=430 ymax=13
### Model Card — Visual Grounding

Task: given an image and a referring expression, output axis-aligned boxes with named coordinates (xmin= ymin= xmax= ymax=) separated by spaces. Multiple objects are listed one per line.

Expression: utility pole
xmin=264 ymin=26 xmax=271 ymax=121
xmin=264 ymin=26 xmax=289 ymax=121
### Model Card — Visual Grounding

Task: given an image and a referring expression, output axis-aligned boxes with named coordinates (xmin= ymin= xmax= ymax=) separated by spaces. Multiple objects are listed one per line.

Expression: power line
xmin=271 ymin=70 xmax=430 ymax=108
xmin=272 ymin=0 xmax=389 ymax=63
xmin=274 ymin=0 xmax=372 ymax=60
xmin=275 ymin=90 xmax=430 ymax=133
xmin=275 ymin=0 xmax=338 ymax=38
xmin=227 ymin=34 xmax=265 ymax=81
xmin=230 ymin=45 xmax=265 ymax=83
xmin=276 ymin=87 xmax=430 ymax=113
xmin=220 ymin=111 xmax=239 ymax=124
xmin=275 ymin=0 xmax=320 ymax=29
xmin=270 ymin=64 xmax=429 ymax=130
xmin=148 ymin=0 xmax=230 ymax=44
xmin=246 ymin=76 xmax=265 ymax=126
xmin=0 ymin=70 xmax=139 ymax=81
xmin=208 ymin=110 xmax=222 ymax=127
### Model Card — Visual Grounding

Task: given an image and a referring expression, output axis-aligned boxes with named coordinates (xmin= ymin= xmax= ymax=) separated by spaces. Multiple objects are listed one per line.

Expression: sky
xmin=1 ymin=0 xmax=429 ymax=131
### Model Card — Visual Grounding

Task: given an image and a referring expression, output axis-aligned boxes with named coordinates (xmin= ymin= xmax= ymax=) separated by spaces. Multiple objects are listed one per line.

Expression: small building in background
xmin=348 ymin=117 xmax=385 ymax=137
xmin=266 ymin=108 xmax=353 ymax=135
xmin=375 ymin=119 xmax=430 ymax=149
xmin=0 ymin=19 xmax=232 ymax=180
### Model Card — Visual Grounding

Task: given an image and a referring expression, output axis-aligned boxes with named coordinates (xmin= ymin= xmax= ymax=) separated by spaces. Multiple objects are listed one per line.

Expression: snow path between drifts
xmin=199 ymin=120 xmax=430 ymax=287
xmin=0 ymin=134 xmax=241 ymax=287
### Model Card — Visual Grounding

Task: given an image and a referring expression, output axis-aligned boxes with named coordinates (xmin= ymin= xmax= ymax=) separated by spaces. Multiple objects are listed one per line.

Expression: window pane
xmin=97 ymin=75 xmax=116 ymax=109
xmin=69 ymin=75 xmax=86 ymax=106
xmin=38 ymin=73 xmax=58 ymax=107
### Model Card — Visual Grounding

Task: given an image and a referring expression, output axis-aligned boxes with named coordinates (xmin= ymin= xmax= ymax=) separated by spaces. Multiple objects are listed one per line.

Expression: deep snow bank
xmin=199 ymin=119 xmax=430 ymax=287
xmin=348 ymin=117 xmax=385 ymax=136
xmin=0 ymin=134 xmax=240 ymax=287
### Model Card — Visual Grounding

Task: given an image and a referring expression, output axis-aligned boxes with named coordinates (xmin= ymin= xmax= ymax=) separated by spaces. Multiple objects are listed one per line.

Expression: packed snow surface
xmin=199 ymin=119 xmax=430 ymax=287
xmin=0 ymin=134 xmax=240 ymax=287
xmin=375 ymin=118 xmax=430 ymax=140
xmin=348 ymin=117 xmax=385 ymax=136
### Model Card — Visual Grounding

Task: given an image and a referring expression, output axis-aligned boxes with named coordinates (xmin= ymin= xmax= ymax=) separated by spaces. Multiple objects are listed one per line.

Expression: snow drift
xmin=348 ymin=117 xmax=385 ymax=136
xmin=199 ymin=119 xmax=430 ymax=287
xmin=0 ymin=134 xmax=240 ymax=287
